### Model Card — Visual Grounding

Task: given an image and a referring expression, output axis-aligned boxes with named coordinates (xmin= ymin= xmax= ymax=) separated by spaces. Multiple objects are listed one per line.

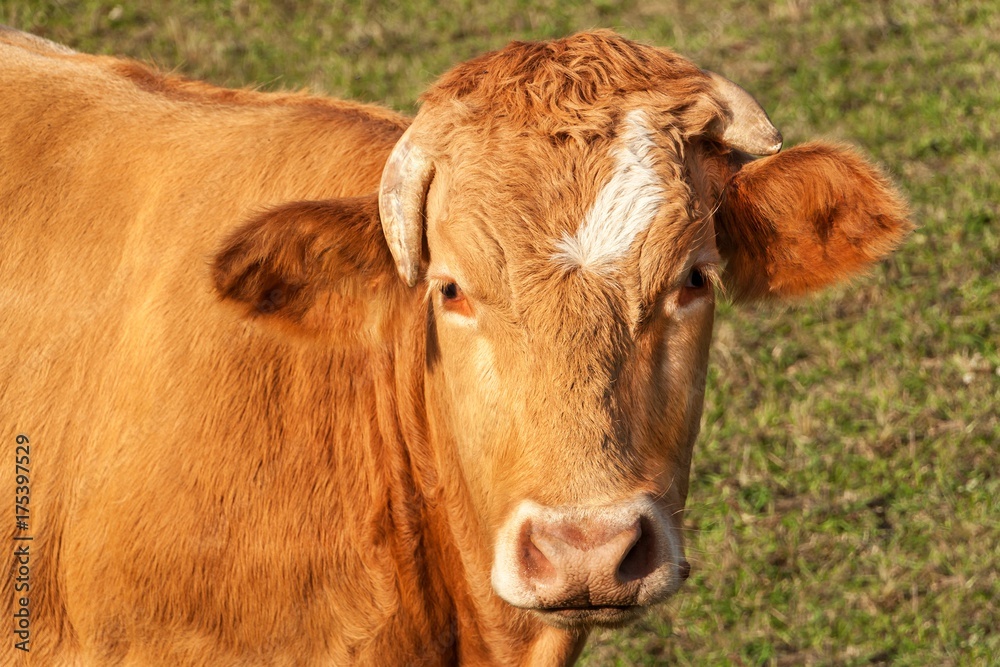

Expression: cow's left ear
xmin=213 ymin=194 xmax=400 ymax=335
xmin=715 ymin=142 xmax=912 ymax=301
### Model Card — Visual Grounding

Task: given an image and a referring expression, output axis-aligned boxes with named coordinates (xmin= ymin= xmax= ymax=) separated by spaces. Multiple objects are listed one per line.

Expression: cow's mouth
xmin=533 ymin=604 xmax=644 ymax=629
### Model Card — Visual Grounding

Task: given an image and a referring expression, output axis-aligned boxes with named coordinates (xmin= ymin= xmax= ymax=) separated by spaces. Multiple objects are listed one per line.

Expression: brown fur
xmin=1 ymin=28 xmax=909 ymax=667
xmin=420 ymin=30 xmax=721 ymax=145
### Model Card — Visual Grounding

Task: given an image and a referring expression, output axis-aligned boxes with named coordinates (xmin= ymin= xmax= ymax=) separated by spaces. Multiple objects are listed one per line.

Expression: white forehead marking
xmin=551 ymin=109 xmax=664 ymax=272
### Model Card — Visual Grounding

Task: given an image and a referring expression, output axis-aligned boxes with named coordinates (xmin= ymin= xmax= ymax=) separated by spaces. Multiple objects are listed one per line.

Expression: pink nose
xmin=492 ymin=497 xmax=684 ymax=611
xmin=524 ymin=512 xmax=648 ymax=605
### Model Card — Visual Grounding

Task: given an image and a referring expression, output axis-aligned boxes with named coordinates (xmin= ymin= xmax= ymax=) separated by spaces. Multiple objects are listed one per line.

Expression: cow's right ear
xmin=212 ymin=194 xmax=401 ymax=335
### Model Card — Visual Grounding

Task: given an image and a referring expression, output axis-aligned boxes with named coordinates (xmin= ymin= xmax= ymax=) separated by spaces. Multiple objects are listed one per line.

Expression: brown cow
xmin=0 ymin=29 xmax=909 ymax=666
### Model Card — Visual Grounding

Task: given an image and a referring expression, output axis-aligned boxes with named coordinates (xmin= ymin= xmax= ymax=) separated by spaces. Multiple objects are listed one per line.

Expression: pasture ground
xmin=5 ymin=1 xmax=997 ymax=664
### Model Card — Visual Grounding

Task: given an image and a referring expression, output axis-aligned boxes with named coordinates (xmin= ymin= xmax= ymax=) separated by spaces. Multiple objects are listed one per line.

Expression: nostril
xmin=616 ymin=517 xmax=657 ymax=582
xmin=679 ymin=559 xmax=691 ymax=581
xmin=520 ymin=524 xmax=556 ymax=583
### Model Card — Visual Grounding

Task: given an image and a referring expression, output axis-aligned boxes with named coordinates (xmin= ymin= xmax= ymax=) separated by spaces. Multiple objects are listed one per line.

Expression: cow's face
xmin=412 ymin=110 xmax=718 ymax=626
xmin=381 ymin=85 xmax=742 ymax=622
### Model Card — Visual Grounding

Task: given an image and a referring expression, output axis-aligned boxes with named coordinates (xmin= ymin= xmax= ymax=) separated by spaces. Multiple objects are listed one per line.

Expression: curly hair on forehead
xmin=419 ymin=30 xmax=722 ymax=143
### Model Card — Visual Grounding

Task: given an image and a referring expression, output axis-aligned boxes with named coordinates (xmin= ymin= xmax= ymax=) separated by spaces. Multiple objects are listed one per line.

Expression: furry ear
xmin=715 ymin=142 xmax=912 ymax=300
xmin=213 ymin=194 xmax=399 ymax=335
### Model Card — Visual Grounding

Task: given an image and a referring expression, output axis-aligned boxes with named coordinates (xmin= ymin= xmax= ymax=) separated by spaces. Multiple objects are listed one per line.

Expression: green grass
xmin=6 ymin=1 xmax=998 ymax=664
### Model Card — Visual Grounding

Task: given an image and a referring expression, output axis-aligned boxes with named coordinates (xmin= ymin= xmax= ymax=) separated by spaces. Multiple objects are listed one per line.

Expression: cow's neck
xmin=387 ymin=303 xmax=588 ymax=666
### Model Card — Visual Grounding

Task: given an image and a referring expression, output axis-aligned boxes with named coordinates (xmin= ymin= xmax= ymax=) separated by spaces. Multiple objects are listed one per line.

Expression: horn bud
xmin=704 ymin=70 xmax=782 ymax=155
xmin=379 ymin=124 xmax=435 ymax=287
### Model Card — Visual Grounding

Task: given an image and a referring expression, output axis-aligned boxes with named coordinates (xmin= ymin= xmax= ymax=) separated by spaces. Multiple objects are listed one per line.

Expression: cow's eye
xmin=440 ymin=282 xmax=462 ymax=300
xmin=438 ymin=281 xmax=473 ymax=317
xmin=676 ymin=266 xmax=712 ymax=309
xmin=684 ymin=267 xmax=707 ymax=289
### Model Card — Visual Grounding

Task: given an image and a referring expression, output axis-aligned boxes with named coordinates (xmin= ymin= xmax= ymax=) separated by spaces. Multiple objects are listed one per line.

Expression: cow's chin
xmin=528 ymin=604 xmax=647 ymax=629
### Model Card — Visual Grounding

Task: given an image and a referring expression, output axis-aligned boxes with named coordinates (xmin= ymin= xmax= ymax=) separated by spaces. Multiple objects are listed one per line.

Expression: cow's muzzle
xmin=491 ymin=495 xmax=688 ymax=628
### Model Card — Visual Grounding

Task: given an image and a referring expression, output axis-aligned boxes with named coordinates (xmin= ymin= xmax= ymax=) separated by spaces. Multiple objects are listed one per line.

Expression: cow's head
xmin=214 ymin=32 xmax=909 ymax=629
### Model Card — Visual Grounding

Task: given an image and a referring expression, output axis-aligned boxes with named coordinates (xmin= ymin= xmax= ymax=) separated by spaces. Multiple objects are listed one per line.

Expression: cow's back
xmin=0 ymin=35 xmax=449 ymax=666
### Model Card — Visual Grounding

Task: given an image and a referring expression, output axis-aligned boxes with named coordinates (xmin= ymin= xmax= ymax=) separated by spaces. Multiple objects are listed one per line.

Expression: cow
xmin=1 ymin=28 xmax=909 ymax=666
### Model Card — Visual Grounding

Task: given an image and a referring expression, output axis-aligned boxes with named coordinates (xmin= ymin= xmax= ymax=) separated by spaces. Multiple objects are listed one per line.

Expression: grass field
xmin=5 ymin=1 xmax=997 ymax=664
